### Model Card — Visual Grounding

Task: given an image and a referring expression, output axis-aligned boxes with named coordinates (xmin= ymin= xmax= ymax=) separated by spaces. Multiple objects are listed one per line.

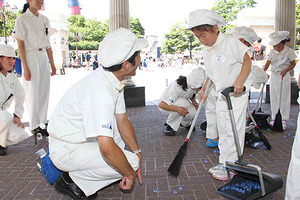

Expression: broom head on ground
xmin=167 ymin=141 xmax=188 ymax=177
xmin=272 ymin=109 xmax=283 ymax=132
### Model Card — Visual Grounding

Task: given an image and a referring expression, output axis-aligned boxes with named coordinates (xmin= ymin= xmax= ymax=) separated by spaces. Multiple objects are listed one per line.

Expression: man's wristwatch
xmin=133 ymin=149 xmax=142 ymax=155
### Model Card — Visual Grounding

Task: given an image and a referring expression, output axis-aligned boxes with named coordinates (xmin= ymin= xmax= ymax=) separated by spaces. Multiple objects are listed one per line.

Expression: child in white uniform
xmin=12 ymin=1 xmax=56 ymax=134
xmin=0 ymin=44 xmax=29 ymax=156
xmin=186 ymin=9 xmax=252 ymax=180
xmin=158 ymin=67 xmax=206 ymax=136
xmin=264 ymin=31 xmax=296 ymax=130
xmin=285 ymin=61 xmax=300 ymax=200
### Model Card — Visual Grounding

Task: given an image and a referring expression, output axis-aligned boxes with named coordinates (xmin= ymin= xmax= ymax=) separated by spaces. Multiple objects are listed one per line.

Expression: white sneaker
xmin=269 ymin=120 xmax=274 ymax=127
xmin=208 ymin=164 xmax=223 ymax=175
xmin=282 ymin=120 xmax=287 ymax=130
xmin=212 ymin=166 xmax=235 ymax=181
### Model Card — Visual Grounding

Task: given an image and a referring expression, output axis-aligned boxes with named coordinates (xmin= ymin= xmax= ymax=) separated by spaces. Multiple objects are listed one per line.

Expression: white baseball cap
xmin=98 ymin=28 xmax=148 ymax=68
xmin=0 ymin=44 xmax=17 ymax=58
xmin=185 ymin=9 xmax=226 ymax=30
xmin=251 ymin=65 xmax=268 ymax=89
xmin=268 ymin=31 xmax=289 ymax=46
xmin=187 ymin=67 xmax=206 ymax=89
xmin=231 ymin=26 xmax=258 ymax=45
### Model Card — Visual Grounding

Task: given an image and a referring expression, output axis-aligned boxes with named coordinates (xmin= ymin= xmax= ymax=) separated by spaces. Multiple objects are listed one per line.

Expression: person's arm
xmin=46 ymin=47 xmax=56 ymax=76
xmin=190 ymin=94 xmax=198 ymax=109
xmin=198 ymin=77 xmax=211 ymax=102
xmin=16 ymin=38 xmax=31 ymax=81
xmin=12 ymin=77 xmax=25 ymax=129
xmin=281 ymin=60 xmax=296 ymax=78
xmin=264 ymin=60 xmax=271 ymax=71
xmin=158 ymin=101 xmax=189 ymax=116
xmin=233 ymin=53 xmax=251 ymax=94
xmin=97 ymin=135 xmax=136 ymax=191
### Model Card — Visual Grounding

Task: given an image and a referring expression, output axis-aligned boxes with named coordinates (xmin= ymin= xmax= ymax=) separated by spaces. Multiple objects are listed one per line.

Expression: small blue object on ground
xmin=173 ymin=190 xmax=178 ymax=194
xmin=153 ymin=189 xmax=158 ymax=193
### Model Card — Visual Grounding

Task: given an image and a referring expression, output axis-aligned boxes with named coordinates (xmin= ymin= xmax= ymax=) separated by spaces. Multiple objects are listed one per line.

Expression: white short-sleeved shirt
xmin=267 ymin=46 xmax=297 ymax=73
xmin=12 ymin=9 xmax=51 ymax=52
xmin=0 ymin=72 xmax=25 ymax=118
xmin=47 ymin=67 xmax=126 ymax=144
xmin=159 ymin=80 xmax=195 ymax=105
xmin=203 ymin=32 xmax=250 ymax=96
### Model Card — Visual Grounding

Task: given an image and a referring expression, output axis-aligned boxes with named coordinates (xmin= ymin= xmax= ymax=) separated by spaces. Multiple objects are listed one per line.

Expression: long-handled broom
xmin=272 ymin=78 xmax=283 ymax=132
xmin=167 ymin=80 xmax=211 ymax=177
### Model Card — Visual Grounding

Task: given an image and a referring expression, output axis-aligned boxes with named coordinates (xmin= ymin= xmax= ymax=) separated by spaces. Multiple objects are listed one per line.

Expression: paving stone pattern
xmin=0 ymin=103 xmax=298 ymax=200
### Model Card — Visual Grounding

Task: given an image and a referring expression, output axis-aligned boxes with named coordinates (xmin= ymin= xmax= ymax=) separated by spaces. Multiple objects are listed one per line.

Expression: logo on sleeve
xmin=169 ymin=99 xmax=174 ymax=103
xmin=102 ymin=123 xmax=112 ymax=130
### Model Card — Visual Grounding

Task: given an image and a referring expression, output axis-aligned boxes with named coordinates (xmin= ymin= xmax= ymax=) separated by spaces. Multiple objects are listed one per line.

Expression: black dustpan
xmin=217 ymin=87 xmax=283 ymax=200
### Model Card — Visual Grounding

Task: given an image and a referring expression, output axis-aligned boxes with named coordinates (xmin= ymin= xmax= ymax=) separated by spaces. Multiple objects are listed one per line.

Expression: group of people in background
xmin=1 ymin=0 xmax=300 ymax=199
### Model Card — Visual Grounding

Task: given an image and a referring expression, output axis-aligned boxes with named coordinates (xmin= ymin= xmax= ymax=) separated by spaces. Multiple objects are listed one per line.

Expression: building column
xmin=109 ymin=0 xmax=135 ymax=86
xmin=274 ymin=0 xmax=298 ymax=104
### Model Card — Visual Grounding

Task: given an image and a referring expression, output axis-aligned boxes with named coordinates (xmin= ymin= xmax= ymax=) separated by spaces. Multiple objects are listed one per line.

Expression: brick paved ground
xmin=0 ymin=101 xmax=298 ymax=200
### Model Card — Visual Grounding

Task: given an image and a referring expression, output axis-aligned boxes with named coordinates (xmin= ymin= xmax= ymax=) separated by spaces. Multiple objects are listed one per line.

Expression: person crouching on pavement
xmin=47 ymin=28 xmax=148 ymax=199
xmin=158 ymin=67 xmax=206 ymax=136
xmin=0 ymin=44 xmax=29 ymax=156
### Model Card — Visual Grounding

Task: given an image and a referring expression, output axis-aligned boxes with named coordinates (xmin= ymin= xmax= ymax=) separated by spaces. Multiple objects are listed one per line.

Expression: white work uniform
xmin=48 ymin=67 xmax=139 ymax=196
xmin=205 ymin=84 xmax=218 ymax=139
xmin=0 ymin=72 xmax=29 ymax=147
xmin=159 ymin=80 xmax=197 ymax=131
xmin=285 ymin=62 xmax=300 ymax=200
xmin=267 ymin=46 xmax=297 ymax=121
xmin=203 ymin=32 xmax=250 ymax=163
xmin=12 ymin=9 xmax=52 ymax=130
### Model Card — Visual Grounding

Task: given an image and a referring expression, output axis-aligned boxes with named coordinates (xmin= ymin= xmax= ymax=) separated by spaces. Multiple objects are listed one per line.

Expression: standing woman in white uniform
xmin=264 ymin=31 xmax=296 ymax=130
xmin=285 ymin=61 xmax=300 ymax=200
xmin=186 ymin=9 xmax=251 ymax=181
xmin=0 ymin=44 xmax=29 ymax=156
xmin=12 ymin=0 xmax=56 ymax=133
xmin=158 ymin=67 xmax=206 ymax=136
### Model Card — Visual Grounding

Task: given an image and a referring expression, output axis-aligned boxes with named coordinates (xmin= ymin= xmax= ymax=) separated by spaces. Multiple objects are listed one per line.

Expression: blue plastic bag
xmin=40 ymin=151 xmax=62 ymax=185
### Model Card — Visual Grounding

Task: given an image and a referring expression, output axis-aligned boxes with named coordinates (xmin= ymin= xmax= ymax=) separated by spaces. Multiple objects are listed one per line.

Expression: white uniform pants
xmin=24 ymin=50 xmax=50 ymax=130
xmin=205 ymin=85 xmax=218 ymax=139
xmin=160 ymin=98 xmax=196 ymax=131
xmin=216 ymin=93 xmax=248 ymax=163
xmin=0 ymin=110 xmax=29 ymax=147
xmin=49 ymin=136 xmax=139 ymax=196
xmin=270 ymin=72 xmax=291 ymax=121
xmin=285 ymin=107 xmax=300 ymax=200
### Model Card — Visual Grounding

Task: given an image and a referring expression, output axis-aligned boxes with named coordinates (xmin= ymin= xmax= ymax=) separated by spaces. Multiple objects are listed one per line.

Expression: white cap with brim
xmin=185 ymin=9 xmax=226 ymax=30
xmin=0 ymin=44 xmax=17 ymax=58
xmin=251 ymin=65 xmax=268 ymax=89
xmin=231 ymin=26 xmax=258 ymax=45
xmin=98 ymin=28 xmax=148 ymax=68
xmin=187 ymin=67 xmax=206 ymax=89
xmin=268 ymin=31 xmax=289 ymax=46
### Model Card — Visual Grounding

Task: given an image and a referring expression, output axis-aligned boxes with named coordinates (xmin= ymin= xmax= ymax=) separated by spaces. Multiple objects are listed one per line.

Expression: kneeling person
xmin=158 ymin=67 xmax=206 ymax=136
xmin=48 ymin=28 xmax=148 ymax=199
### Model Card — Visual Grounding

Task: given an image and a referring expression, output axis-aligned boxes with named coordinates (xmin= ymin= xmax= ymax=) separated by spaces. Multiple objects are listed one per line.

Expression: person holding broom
xmin=186 ymin=9 xmax=252 ymax=181
xmin=264 ymin=31 xmax=296 ymax=130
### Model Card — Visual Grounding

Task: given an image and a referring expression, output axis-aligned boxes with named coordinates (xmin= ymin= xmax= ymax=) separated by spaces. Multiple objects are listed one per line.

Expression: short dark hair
xmin=103 ymin=51 xmax=140 ymax=72
xmin=280 ymin=39 xmax=287 ymax=44
xmin=191 ymin=24 xmax=215 ymax=33
xmin=176 ymin=75 xmax=188 ymax=91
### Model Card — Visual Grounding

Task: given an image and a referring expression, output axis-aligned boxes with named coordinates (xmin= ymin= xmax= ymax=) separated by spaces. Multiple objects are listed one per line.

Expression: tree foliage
xmin=0 ymin=11 xmax=21 ymax=39
xmin=212 ymin=0 xmax=257 ymax=33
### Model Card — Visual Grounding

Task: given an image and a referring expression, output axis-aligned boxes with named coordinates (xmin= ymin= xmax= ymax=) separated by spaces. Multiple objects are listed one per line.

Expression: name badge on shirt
xmin=216 ymin=55 xmax=226 ymax=64
xmin=102 ymin=123 xmax=112 ymax=130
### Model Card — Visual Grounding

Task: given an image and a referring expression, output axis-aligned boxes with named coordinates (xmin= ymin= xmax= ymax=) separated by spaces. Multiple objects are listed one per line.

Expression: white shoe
xmin=269 ymin=120 xmax=274 ymax=127
xmin=208 ymin=164 xmax=223 ymax=175
xmin=282 ymin=120 xmax=287 ymax=130
xmin=212 ymin=166 xmax=235 ymax=181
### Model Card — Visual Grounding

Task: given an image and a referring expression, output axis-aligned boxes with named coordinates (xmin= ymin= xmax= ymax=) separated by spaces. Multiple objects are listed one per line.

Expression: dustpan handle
xmin=258 ymin=83 xmax=265 ymax=109
xmin=221 ymin=86 xmax=246 ymax=163
xmin=278 ymin=78 xmax=283 ymax=109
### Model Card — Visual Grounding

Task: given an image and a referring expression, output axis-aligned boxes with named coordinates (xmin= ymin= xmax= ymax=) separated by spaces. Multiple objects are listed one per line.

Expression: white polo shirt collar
xmin=101 ymin=67 xmax=125 ymax=91
xmin=206 ymin=32 xmax=225 ymax=53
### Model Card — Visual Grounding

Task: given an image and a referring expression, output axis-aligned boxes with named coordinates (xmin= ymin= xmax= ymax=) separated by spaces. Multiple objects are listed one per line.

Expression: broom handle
xmin=279 ymin=78 xmax=283 ymax=109
xmin=258 ymin=83 xmax=265 ymax=110
xmin=185 ymin=80 xmax=212 ymax=140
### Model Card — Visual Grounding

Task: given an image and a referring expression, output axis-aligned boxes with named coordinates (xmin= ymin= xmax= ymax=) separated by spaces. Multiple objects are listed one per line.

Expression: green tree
xmin=212 ymin=0 xmax=257 ymax=33
xmin=130 ymin=17 xmax=145 ymax=38
xmin=0 ymin=11 xmax=21 ymax=40
xmin=161 ymin=22 xmax=200 ymax=57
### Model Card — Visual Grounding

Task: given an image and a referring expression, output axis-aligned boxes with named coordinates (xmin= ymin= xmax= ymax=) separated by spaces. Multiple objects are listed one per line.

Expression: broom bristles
xmin=272 ymin=109 xmax=283 ymax=132
xmin=167 ymin=142 xmax=188 ymax=177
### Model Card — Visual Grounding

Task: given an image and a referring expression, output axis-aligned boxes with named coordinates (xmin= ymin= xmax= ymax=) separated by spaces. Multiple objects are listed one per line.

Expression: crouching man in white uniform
xmin=48 ymin=28 xmax=148 ymax=199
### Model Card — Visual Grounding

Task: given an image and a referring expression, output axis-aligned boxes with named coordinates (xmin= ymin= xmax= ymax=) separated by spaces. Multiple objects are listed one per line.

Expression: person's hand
xmin=233 ymin=79 xmax=244 ymax=94
xmin=280 ymin=69 xmax=287 ymax=78
xmin=50 ymin=63 xmax=56 ymax=76
xmin=119 ymin=173 xmax=135 ymax=191
xmin=192 ymin=101 xmax=199 ymax=110
xmin=13 ymin=117 xmax=25 ymax=128
xmin=176 ymin=106 xmax=189 ymax=116
xmin=136 ymin=152 xmax=142 ymax=185
xmin=198 ymin=89 xmax=208 ymax=103
xmin=23 ymin=68 xmax=31 ymax=81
